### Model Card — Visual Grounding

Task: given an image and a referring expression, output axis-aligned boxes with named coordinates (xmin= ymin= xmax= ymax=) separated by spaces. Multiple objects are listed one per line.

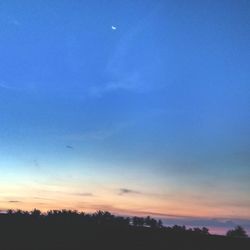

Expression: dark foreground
xmin=0 ymin=210 xmax=249 ymax=250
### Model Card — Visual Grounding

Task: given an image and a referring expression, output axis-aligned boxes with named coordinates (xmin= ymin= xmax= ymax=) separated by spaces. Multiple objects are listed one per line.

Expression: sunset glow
xmin=0 ymin=0 xmax=250 ymax=235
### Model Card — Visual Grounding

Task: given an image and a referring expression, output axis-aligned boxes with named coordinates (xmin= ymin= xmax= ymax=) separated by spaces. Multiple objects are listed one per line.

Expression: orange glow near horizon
xmin=1 ymin=182 xmax=250 ymax=221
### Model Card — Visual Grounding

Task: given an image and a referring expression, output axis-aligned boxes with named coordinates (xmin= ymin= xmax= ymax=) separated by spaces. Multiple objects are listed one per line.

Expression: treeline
xmin=0 ymin=209 xmax=209 ymax=235
xmin=4 ymin=209 xmax=163 ymax=229
xmin=2 ymin=208 xmax=248 ymax=237
xmin=0 ymin=209 xmax=249 ymax=250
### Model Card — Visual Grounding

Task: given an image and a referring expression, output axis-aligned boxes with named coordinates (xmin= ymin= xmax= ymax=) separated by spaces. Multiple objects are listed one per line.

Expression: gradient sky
xmin=0 ymin=0 xmax=250 ymax=234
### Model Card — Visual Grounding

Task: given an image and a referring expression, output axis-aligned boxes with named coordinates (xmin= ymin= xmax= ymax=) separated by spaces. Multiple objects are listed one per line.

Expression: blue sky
xmin=0 ymin=0 xmax=250 ymax=234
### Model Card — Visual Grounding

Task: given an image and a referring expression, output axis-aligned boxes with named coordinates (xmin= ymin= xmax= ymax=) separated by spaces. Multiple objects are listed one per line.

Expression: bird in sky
xmin=111 ymin=26 xmax=117 ymax=30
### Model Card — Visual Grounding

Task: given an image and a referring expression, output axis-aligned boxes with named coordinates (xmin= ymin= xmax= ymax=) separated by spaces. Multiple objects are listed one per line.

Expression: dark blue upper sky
xmin=0 ymin=0 xmax=250 ymax=231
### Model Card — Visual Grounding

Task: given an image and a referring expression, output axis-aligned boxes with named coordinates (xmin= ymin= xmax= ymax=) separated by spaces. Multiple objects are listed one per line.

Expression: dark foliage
xmin=226 ymin=225 xmax=248 ymax=238
xmin=0 ymin=209 xmax=249 ymax=250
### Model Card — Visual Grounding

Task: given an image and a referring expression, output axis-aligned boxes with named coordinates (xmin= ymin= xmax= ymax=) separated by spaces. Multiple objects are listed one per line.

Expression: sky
xmin=0 ymin=0 xmax=250 ymax=234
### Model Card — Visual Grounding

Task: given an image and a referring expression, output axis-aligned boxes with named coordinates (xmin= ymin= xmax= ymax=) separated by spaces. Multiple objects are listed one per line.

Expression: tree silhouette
xmin=132 ymin=216 xmax=144 ymax=227
xmin=31 ymin=208 xmax=42 ymax=218
xmin=0 ymin=209 xmax=249 ymax=250
xmin=226 ymin=225 xmax=248 ymax=238
xmin=192 ymin=227 xmax=210 ymax=235
xmin=157 ymin=219 xmax=163 ymax=228
xmin=201 ymin=227 xmax=209 ymax=235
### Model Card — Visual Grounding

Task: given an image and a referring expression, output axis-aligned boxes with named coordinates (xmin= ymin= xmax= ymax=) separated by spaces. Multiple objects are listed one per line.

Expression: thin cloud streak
xmin=0 ymin=82 xmax=19 ymax=91
xmin=92 ymin=3 xmax=164 ymax=98
xmin=0 ymin=81 xmax=29 ymax=92
xmin=73 ymin=192 xmax=93 ymax=197
xmin=118 ymin=188 xmax=141 ymax=196
xmin=88 ymin=73 xmax=144 ymax=97
xmin=62 ymin=122 xmax=132 ymax=141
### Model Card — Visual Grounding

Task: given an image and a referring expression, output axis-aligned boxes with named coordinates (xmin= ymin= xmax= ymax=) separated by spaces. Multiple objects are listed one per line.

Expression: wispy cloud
xmin=91 ymin=4 xmax=163 ymax=98
xmin=73 ymin=192 xmax=93 ymax=197
xmin=0 ymin=80 xmax=40 ymax=93
xmin=64 ymin=130 xmax=113 ymax=141
xmin=10 ymin=19 xmax=21 ymax=26
xmin=88 ymin=73 xmax=144 ymax=97
xmin=0 ymin=81 xmax=29 ymax=92
xmin=6 ymin=15 xmax=22 ymax=26
xmin=8 ymin=200 xmax=21 ymax=203
xmin=33 ymin=160 xmax=40 ymax=168
xmin=118 ymin=188 xmax=141 ymax=196
xmin=62 ymin=122 xmax=132 ymax=141
xmin=0 ymin=81 xmax=19 ymax=91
